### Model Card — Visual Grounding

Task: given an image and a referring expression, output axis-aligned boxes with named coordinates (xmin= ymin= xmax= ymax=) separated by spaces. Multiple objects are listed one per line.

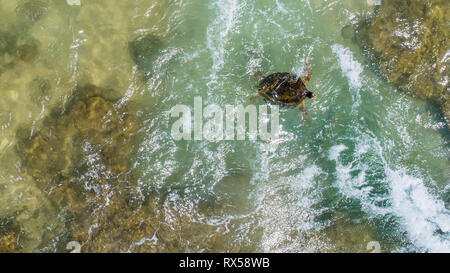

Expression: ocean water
xmin=0 ymin=0 xmax=448 ymax=252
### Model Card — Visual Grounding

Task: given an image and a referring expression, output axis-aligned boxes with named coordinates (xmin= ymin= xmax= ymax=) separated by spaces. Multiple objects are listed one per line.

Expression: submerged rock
xmin=16 ymin=0 xmax=49 ymax=23
xmin=129 ymin=34 xmax=164 ymax=72
xmin=0 ymin=32 xmax=17 ymax=55
xmin=322 ymin=210 xmax=390 ymax=253
xmin=21 ymin=86 xmax=138 ymax=181
xmin=325 ymin=221 xmax=376 ymax=252
xmin=0 ymin=30 xmax=39 ymax=73
xmin=341 ymin=25 xmax=356 ymax=41
xmin=17 ymin=85 xmax=144 ymax=251
xmin=16 ymin=84 xmax=250 ymax=252
xmin=15 ymin=37 xmax=39 ymax=62
xmin=354 ymin=0 xmax=449 ymax=124
xmin=17 ymin=85 xmax=233 ymax=252
xmin=0 ymin=32 xmax=18 ymax=73
xmin=0 ymin=217 xmax=20 ymax=252
xmin=0 ymin=233 xmax=18 ymax=252
xmin=29 ymin=77 xmax=51 ymax=104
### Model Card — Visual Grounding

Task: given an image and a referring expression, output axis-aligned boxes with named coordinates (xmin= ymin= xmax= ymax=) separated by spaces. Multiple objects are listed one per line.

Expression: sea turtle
xmin=253 ymin=58 xmax=317 ymax=120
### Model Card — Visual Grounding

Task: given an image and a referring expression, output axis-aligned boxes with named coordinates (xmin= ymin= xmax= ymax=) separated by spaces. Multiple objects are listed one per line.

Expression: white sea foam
xmin=206 ymin=0 xmax=242 ymax=84
xmin=329 ymin=136 xmax=450 ymax=252
xmin=305 ymin=0 xmax=313 ymax=13
xmin=257 ymin=163 xmax=330 ymax=252
xmin=329 ymin=143 xmax=390 ymax=216
xmin=387 ymin=168 xmax=450 ymax=252
xmin=275 ymin=0 xmax=289 ymax=14
xmin=328 ymin=144 xmax=348 ymax=161
xmin=66 ymin=0 xmax=81 ymax=6
xmin=331 ymin=44 xmax=363 ymax=90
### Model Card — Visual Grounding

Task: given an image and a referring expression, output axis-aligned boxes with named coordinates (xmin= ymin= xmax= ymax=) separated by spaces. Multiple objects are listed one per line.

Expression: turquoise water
xmin=0 ymin=0 xmax=448 ymax=252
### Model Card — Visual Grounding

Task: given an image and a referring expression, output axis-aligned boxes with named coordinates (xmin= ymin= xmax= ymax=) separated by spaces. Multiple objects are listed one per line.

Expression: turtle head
xmin=306 ymin=91 xmax=317 ymax=99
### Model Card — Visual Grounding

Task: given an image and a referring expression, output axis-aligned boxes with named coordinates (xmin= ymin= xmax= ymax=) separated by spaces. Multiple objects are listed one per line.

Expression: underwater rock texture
xmin=17 ymin=85 xmax=144 ymax=252
xmin=0 ymin=217 xmax=20 ymax=252
xmin=355 ymin=0 xmax=449 ymax=124
xmin=0 ymin=233 xmax=18 ymax=252
xmin=16 ymin=0 xmax=49 ymax=24
xmin=16 ymin=85 xmax=240 ymax=252
xmin=129 ymin=34 xmax=164 ymax=73
xmin=0 ymin=30 xmax=39 ymax=74
xmin=20 ymin=85 xmax=138 ymax=181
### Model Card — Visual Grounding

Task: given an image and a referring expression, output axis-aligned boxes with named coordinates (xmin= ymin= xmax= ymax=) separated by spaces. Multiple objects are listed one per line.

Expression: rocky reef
xmin=17 ymin=85 xmax=145 ymax=252
xmin=20 ymin=85 xmax=138 ymax=182
xmin=0 ymin=216 xmax=20 ymax=252
xmin=354 ymin=0 xmax=449 ymax=124
xmin=16 ymin=85 xmax=238 ymax=252
xmin=16 ymin=0 xmax=49 ymax=24
xmin=0 ymin=0 xmax=50 ymax=74
xmin=129 ymin=34 xmax=164 ymax=73
xmin=0 ymin=30 xmax=39 ymax=74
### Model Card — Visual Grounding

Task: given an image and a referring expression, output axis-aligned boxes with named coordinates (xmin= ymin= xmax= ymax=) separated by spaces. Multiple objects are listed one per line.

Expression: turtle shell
xmin=258 ymin=73 xmax=308 ymax=106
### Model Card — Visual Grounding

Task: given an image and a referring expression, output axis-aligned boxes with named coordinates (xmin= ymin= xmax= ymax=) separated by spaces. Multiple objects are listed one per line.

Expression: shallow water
xmin=0 ymin=0 xmax=449 ymax=252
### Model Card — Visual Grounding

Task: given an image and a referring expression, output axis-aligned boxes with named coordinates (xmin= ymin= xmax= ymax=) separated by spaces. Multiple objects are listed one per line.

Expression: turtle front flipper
xmin=301 ymin=58 xmax=312 ymax=84
xmin=251 ymin=92 xmax=261 ymax=103
xmin=253 ymin=71 xmax=265 ymax=80
xmin=299 ymin=101 xmax=308 ymax=122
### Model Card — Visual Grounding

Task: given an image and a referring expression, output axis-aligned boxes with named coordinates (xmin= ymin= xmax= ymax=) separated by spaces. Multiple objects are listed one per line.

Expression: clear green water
xmin=0 ymin=0 xmax=448 ymax=252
